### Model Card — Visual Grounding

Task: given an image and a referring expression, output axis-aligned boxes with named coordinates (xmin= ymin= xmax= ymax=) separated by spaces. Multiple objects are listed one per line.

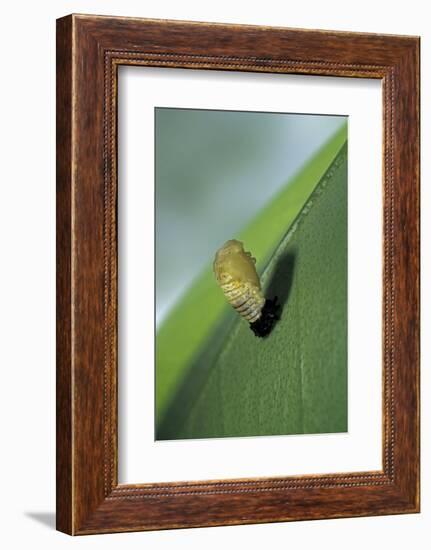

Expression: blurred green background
xmin=155 ymin=108 xmax=347 ymax=440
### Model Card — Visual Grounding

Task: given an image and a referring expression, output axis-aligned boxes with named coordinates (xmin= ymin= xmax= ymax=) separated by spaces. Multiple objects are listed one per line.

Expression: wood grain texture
xmin=56 ymin=14 xmax=420 ymax=535
xmin=56 ymin=16 xmax=73 ymax=535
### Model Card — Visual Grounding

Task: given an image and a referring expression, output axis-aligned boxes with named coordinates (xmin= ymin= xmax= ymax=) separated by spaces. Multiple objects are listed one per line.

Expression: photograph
xmin=51 ymin=11 xmax=420 ymax=536
xmin=155 ymin=107 xmax=348 ymax=440
xmin=0 ymin=0 xmax=425 ymax=545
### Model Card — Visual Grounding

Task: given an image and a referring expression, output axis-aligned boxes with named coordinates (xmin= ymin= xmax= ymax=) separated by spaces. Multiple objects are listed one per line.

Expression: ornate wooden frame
xmin=56 ymin=14 xmax=420 ymax=535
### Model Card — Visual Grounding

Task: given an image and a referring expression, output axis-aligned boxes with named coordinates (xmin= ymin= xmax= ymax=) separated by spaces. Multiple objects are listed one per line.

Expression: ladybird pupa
xmin=213 ymin=239 xmax=279 ymax=337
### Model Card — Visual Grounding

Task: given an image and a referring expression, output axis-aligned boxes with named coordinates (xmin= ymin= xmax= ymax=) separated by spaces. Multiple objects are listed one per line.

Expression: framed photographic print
xmin=56 ymin=14 xmax=420 ymax=535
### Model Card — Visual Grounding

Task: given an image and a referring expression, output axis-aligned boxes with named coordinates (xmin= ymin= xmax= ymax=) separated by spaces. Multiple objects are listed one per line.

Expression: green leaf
xmin=156 ymin=123 xmax=347 ymax=433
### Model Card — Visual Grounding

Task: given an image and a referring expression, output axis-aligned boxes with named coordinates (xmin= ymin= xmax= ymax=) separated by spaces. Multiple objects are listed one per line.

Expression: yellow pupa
xmin=213 ymin=239 xmax=265 ymax=324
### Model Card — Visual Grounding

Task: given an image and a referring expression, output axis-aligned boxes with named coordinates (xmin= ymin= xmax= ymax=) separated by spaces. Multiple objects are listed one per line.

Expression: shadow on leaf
xmin=264 ymin=250 xmax=296 ymax=320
